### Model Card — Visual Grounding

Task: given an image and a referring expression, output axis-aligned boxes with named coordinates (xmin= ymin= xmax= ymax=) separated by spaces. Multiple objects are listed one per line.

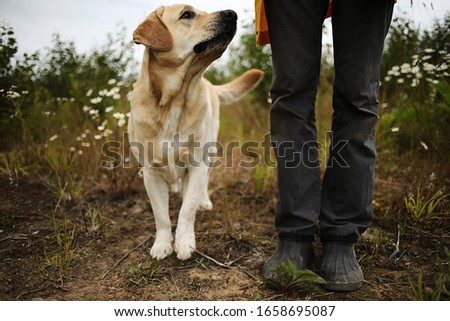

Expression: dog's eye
xmin=180 ymin=11 xmax=195 ymax=20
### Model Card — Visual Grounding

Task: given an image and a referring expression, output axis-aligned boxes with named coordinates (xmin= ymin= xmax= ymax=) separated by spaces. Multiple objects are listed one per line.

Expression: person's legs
xmin=319 ymin=0 xmax=394 ymax=290
xmin=263 ymin=0 xmax=329 ymax=278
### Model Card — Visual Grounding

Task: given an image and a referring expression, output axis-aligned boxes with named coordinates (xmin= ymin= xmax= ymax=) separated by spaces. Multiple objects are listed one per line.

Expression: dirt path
xmin=0 ymin=176 xmax=447 ymax=300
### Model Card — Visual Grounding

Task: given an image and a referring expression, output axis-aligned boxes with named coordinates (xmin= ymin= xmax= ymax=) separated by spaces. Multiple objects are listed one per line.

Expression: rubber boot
xmin=263 ymin=239 xmax=314 ymax=280
xmin=318 ymin=243 xmax=363 ymax=291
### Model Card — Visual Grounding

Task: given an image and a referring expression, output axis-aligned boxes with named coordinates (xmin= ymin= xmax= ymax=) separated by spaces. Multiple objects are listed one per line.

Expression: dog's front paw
xmin=174 ymin=232 xmax=196 ymax=260
xmin=150 ymin=241 xmax=173 ymax=260
xmin=199 ymin=199 xmax=213 ymax=211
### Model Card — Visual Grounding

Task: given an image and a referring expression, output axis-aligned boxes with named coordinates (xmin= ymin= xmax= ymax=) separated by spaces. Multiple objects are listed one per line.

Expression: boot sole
xmin=322 ymin=281 xmax=362 ymax=292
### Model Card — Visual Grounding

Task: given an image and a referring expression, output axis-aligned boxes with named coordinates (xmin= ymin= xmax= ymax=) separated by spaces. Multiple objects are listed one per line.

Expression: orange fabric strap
xmin=255 ymin=0 xmax=332 ymax=46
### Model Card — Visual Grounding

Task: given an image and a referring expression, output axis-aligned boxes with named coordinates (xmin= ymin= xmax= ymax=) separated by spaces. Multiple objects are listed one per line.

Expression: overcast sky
xmin=1 ymin=0 xmax=449 ymax=61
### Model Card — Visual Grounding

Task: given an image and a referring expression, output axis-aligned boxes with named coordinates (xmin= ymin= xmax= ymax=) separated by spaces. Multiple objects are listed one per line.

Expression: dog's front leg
xmin=175 ymin=166 xmax=207 ymax=260
xmin=143 ymin=168 xmax=173 ymax=260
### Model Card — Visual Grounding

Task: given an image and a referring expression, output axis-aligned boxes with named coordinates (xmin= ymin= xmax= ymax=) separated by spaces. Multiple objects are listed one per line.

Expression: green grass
xmin=409 ymin=247 xmax=450 ymax=300
xmin=83 ymin=204 xmax=106 ymax=234
xmin=0 ymin=148 xmax=29 ymax=185
xmin=404 ymin=182 xmax=449 ymax=224
xmin=264 ymin=259 xmax=326 ymax=295
xmin=43 ymin=214 xmax=77 ymax=278
xmin=125 ymin=260 xmax=160 ymax=286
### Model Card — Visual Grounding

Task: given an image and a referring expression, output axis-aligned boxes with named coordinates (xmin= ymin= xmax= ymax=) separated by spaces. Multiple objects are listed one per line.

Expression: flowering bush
xmin=378 ymin=14 xmax=450 ymax=156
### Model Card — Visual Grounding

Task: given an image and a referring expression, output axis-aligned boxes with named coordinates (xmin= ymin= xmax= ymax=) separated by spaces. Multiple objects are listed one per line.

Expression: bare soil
xmin=0 ymin=173 xmax=448 ymax=301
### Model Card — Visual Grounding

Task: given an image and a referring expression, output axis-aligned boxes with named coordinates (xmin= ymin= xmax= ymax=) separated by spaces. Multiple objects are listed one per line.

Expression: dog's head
xmin=133 ymin=4 xmax=237 ymax=67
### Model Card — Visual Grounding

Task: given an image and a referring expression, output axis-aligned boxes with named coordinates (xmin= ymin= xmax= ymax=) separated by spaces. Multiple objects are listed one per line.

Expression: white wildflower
xmin=397 ymin=78 xmax=404 ymax=84
xmin=104 ymin=129 xmax=113 ymax=137
xmin=49 ymin=134 xmax=58 ymax=142
xmin=423 ymin=63 xmax=435 ymax=72
xmin=90 ymin=97 xmax=102 ymax=104
xmin=113 ymin=93 xmax=121 ymax=100
xmin=82 ymin=106 xmax=91 ymax=113
xmin=105 ymin=106 xmax=114 ymax=113
xmin=400 ymin=63 xmax=411 ymax=73
xmin=69 ymin=147 xmax=76 ymax=152
xmin=94 ymin=135 xmax=102 ymax=140
xmin=424 ymin=48 xmax=435 ymax=53
xmin=113 ymin=112 xmax=125 ymax=120
xmin=384 ymin=76 xmax=392 ymax=82
xmin=78 ymin=150 xmax=83 ymax=155
xmin=110 ymin=87 xmax=120 ymax=94
xmin=76 ymin=136 xmax=82 ymax=141
xmin=127 ymin=91 xmax=133 ymax=101
xmin=118 ymin=118 xmax=126 ymax=127
xmin=436 ymin=63 xmax=448 ymax=71
xmin=422 ymin=55 xmax=432 ymax=61
xmin=81 ymin=133 xmax=87 ymax=138
xmin=126 ymin=112 xmax=131 ymax=118
xmin=108 ymin=78 xmax=117 ymax=85
xmin=420 ymin=141 xmax=429 ymax=150
xmin=6 ymin=91 xmax=20 ymax=99
xmin=388 ymin=69 xmax=401 ymax=77
xmin=97 ymin=125 xmax=105 ymax=131
xmin=89 ymin=109 xmax=99 ymax=115
xmin=391 ymin=127 xmax=400 ymax=133
xmin=411 ymin=78 xmax=419 ymax=87
xmin=86 ymin=89 xmax=93 ymax=97
xmin=381 ymin=103 xmax=389 ymax=109
xmin=21 ymin=90 xmax=29 ymax=95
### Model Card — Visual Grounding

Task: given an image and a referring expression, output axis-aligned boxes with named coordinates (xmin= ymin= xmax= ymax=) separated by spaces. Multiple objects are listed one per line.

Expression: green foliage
xmin=253 ymin=165 xmax=275 ymax=195
xmin=379 ymin=14 xmax=450 ymax=156
xmin=409 ymin=248 xmax=450 ymax=301
xmin=44 ymin=215 xmax=77 ymax=277
xmin=264 ymin=259 xmax=326 ymax=295
xmin=83 ymin=204 xmax=106 ymax=234
xmin=0 ymin=22 xmax=135 ymax=149
xmin=0 ymin=148 xmax=29 ymax=185
xmin=404 ymin=182 xmax=449 ymax=224
xmin=125 ymin=260 xmax=160 ymax=286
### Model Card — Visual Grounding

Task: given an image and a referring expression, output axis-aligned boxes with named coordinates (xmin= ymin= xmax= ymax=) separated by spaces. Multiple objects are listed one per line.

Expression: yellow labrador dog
xmin=129 ymin=4 xmax=263 ymax=260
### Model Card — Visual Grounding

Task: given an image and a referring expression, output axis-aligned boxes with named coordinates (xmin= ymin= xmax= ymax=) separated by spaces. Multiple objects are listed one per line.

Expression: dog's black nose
xmin=220 ymin=10 xmax=237 ymax=22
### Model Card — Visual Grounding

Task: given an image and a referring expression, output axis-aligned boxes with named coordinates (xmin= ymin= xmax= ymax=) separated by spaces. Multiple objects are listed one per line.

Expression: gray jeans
xmin=265 ymin=0 xmax=394 ymax=243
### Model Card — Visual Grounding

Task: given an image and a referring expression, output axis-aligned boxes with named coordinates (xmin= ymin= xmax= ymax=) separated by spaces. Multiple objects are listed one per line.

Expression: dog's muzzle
xmin=194 ymin=10 xmax=237 ymax=54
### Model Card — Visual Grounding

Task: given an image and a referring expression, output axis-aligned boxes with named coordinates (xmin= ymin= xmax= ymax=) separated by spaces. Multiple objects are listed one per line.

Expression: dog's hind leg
xmin=198 ymin=171 xmax=213 ymax=210
xmin=143 ymin=168 xmax=173 ymax=260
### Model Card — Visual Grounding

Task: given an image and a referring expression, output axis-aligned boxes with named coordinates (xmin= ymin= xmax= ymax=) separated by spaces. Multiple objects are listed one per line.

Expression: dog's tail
xmin=215 ymin=69 xmax=264 ymax=105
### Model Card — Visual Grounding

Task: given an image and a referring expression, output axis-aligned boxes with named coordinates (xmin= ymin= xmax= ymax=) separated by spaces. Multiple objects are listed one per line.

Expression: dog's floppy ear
xmin=133 ymin=7 xmax=173 ymax=51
